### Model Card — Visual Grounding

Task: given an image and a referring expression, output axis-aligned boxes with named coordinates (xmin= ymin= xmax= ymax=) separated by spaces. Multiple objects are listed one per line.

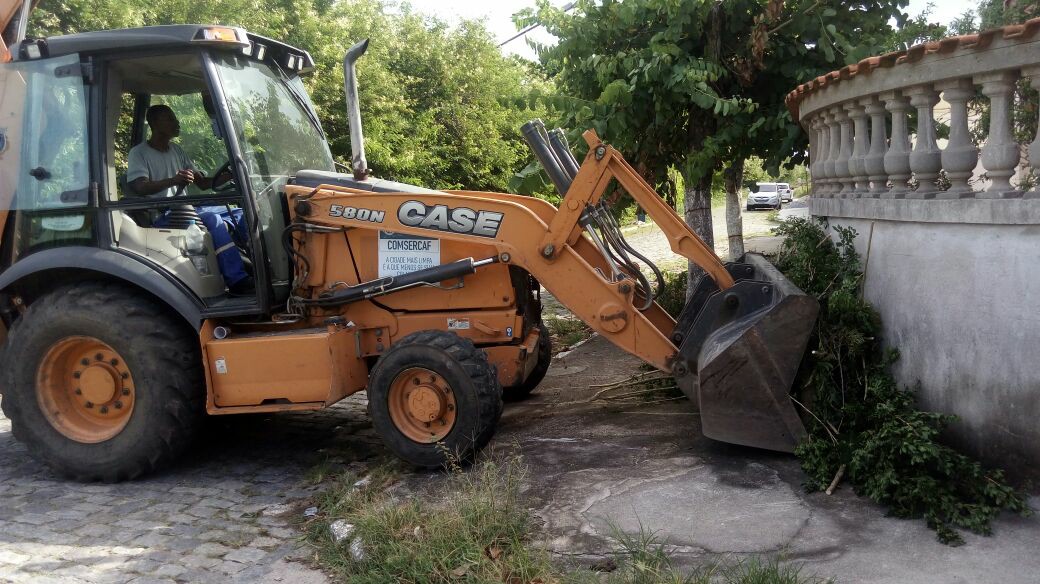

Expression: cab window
xmin=0 ymin=54 xmax=92 ymax=261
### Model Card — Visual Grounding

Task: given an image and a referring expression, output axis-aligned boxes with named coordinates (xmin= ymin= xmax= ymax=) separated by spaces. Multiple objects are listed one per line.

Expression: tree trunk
xmin=683 ymin=170 xmax=715 ymax=299
xmin=723 ymin=158 xmax=746 ymax=260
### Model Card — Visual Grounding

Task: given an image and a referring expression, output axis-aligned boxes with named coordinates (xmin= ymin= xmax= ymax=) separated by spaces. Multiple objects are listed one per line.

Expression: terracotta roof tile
xmin=785 ymin=17 xmax=1040 ymax=120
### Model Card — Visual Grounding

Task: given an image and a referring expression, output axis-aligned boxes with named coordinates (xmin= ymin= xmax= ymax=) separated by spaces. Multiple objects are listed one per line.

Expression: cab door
xmin=0 ymin=53 xmax=93 ymax=267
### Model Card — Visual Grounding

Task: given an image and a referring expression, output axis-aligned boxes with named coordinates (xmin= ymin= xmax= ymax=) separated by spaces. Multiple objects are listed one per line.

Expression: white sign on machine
xmin=378 ymin=231 xmax=441 ymax=277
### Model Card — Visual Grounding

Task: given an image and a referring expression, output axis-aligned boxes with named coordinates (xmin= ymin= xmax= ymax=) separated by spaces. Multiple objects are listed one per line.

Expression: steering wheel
xmin=211 ymin=160 xmax=237 ymax=193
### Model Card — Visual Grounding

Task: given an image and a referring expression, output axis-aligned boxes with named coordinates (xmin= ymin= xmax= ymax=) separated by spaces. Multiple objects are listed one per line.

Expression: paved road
xmin=0 ymin=397 xmax=380 ymax=583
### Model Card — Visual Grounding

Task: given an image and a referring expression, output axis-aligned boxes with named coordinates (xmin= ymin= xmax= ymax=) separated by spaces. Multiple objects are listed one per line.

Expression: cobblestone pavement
xmin=0 ymin=395 xmax=383 ymax=583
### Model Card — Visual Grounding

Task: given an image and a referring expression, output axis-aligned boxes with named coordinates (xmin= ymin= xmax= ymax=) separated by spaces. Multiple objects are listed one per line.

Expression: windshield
xmin=212 ymin=53 xmax=335 ymax=193
xmin=757 ymin=184 xmax=777 ymax=192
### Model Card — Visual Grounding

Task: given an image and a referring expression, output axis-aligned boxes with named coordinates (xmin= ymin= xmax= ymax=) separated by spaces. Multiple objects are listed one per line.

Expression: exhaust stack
xmin=343 ymin=38 xmax=370 ymax=180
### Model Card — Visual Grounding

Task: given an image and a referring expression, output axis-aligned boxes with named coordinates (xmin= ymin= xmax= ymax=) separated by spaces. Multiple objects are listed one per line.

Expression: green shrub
xmin=773 ymin=217 xmax=1030 ymax=544
xmin=656 ymin=269 xmax=690 ymax=318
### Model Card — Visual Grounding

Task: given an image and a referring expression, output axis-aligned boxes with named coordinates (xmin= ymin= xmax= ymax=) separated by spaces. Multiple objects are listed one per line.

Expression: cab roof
xmin=18 ymin=24 xmax=314 ymax=72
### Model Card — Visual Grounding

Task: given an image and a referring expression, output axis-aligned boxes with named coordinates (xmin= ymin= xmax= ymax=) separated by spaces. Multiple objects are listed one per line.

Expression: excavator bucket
xmin=518 ymin=120 xmax=818 ymax=452
xmin=671 ymin=253 xmax=818 ymax=453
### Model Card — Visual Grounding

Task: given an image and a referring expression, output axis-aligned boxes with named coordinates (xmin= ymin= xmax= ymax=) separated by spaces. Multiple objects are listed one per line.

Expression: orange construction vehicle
xmin=0 ymin=4 xmax=817 ymax=480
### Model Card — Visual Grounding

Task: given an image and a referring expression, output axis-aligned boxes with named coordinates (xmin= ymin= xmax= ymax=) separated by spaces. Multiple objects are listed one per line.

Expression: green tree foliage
xmin=29 ymin=0 xmax=547 ymax=191
xmin=519 ymin=0 xmax=910 ymax=281
xmin=878 ymin=3 xmax=949 ymax=51
xmin=773 ymin=218 xmax=1030 ymax=545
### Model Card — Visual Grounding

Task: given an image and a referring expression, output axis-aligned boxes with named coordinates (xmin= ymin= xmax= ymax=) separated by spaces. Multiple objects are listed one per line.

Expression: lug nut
xmin=73 ymin=371 xmax=81 ymax=379
xmin=99 ymin=406 xmax=109 ymax=414
xmin=121 ymin=372 xmax=129 ymax=379
xmin=81 ymin=358 xmax=90 ymax=366
xmin=110 ymin=358 xmax=119 ymax=366
xmin=114 ymin=401 xmax=123 ymax=409
xmin=95 ymin=353 xmax=104 ymax=361
xmin=121 ymin=388 xmax=130 ymax=396
xmin=85 ymin=402 xmax=94 ymax=408
xmin=74 ymin=389 xmax=82 ymax=395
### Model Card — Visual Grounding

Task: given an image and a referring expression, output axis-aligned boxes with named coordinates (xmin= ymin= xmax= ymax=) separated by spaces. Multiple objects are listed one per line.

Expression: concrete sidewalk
xmin=496 ymin=334 xmax=1040 ymax=584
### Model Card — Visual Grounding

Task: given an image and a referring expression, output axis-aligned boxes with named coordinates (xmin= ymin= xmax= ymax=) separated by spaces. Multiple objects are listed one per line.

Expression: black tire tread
xmin=0 ymin=281 xmax=203 ymax=482
xmin=368 ymin=330 xmax=502 ymax=467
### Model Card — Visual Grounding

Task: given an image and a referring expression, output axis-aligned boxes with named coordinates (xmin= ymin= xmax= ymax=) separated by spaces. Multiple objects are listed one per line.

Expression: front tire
xmin=0 ymin=282 xmax=204 ymax=481
xmin=368 ymin=330 xmax=502 ymax=468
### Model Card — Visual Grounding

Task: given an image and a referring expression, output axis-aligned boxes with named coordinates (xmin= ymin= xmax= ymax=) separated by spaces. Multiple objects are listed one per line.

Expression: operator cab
xmin=0 ymin=25 xmax=335 ymax=319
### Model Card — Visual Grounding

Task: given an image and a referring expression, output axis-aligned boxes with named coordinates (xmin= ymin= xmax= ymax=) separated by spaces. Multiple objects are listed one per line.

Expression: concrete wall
xmin=811 ymin=198 xmax=1040 ymax=479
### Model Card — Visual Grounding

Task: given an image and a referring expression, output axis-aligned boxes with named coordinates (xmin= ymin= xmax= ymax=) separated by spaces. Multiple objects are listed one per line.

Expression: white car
xmin=777 ymin=182 xmax=793 ymax=203
xmin=746 ymin=183 xmax=782 ymax=211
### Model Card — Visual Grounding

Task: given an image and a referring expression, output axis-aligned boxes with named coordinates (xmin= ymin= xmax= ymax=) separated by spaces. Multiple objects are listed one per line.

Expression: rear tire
xmin=368 ymin=330 xmax=502 ymax=468
xmin=502 ymin=323 xmax=552 ymax=401
xmin=0 ymin=282 xmax=204 ymax=482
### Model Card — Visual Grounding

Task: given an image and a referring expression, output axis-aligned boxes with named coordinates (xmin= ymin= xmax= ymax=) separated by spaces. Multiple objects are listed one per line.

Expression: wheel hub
xmin=407 ymin=385 xmax=445 ymax=422
xmin=388 ymin=367 xmax=458 ymax=443
xmin=36 ymin=337 xmax=136 ymax=443
xmin=80 ymin=365 xmax=118 ymax=404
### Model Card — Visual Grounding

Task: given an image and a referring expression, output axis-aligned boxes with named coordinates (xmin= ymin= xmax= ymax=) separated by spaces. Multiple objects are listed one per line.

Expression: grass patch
xmin=306 ymin=456 xmax=830 ymax=583
xmin=545 ymin=313 xmax=592 ymax=352
xmin=305 ymin=457 xmax=558 ymax=583
xmin=305 ymin=458 xmax=336 ymax=485
xmin=566 ymin=525 xmax=830 ymax=584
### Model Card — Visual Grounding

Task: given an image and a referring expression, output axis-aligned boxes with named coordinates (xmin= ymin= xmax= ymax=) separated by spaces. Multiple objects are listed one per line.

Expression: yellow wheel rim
xmin=387 ymin=367 xmax=457 ymax=443
xmin=36 ymin=336 xmax=136 ymax=443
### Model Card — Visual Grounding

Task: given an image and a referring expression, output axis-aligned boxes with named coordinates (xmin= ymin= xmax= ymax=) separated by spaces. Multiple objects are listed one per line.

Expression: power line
xmin=498 ymin=2 xmax=576 ymax=47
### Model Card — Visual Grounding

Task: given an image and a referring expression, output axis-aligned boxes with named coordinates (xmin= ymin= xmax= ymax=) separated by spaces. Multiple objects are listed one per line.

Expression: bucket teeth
xmin=673 ymin=254 xmax=818 ymax=453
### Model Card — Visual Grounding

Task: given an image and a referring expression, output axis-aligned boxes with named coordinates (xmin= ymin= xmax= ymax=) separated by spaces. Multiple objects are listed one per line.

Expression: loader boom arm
xmin=284 ymin=131 xmax=732 ymax=373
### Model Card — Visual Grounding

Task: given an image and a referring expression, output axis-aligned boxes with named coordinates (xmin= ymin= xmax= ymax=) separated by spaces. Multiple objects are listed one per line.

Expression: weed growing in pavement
xmin=773 ymin=217 xmax=1030 ymax=544
xmin=306 ymin=455 xmax=831 ymax=583
xmin=305 ymin=458 xmax=335 ymax=485
xmin=305 ymin=456 xmax=558 ymax=583
xmin=565 ymin=524 xmax=830 ymax=584
xmin=545 ymin=313 xmax=592 ymax=353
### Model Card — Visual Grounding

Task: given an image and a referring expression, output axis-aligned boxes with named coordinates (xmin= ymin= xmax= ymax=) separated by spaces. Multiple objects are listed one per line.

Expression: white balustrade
xmin=977 ymin=71 xmax=1021 ymax=198
xmin=825 ymin=109 xmax=841 ymax=196
xmin=835 ymin=107 xmax=854 ymax=195
xmin=847 ymin=101 xmax=870 ymax=195
xmin=1024 ymin=65 xmax=1040 ymax=198
xmin=792 ymin=29 xmax=1040 ymax=203
xmin=906 ymin=85 xmax=942 ymax=199
xmin=936 ymin=78 xmax=978 ymax=198
xmin=863 ymin=97 xmax=888 ymax=197
xmin=882 ymin=91 xmax=912 ymax=199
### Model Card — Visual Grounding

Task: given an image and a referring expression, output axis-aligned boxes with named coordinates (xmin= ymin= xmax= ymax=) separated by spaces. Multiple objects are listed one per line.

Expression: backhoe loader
xmin=0 ymin=2 xmax=817 ymax=480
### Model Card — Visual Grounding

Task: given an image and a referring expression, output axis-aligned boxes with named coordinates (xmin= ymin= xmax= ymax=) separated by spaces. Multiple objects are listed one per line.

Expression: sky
xmin=405 ymin=0 xmax=982 ymax=61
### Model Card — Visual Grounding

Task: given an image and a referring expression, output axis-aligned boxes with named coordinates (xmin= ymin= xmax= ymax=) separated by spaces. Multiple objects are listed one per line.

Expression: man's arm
xmin=128 ymin=169 xmax=194 ymax=196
